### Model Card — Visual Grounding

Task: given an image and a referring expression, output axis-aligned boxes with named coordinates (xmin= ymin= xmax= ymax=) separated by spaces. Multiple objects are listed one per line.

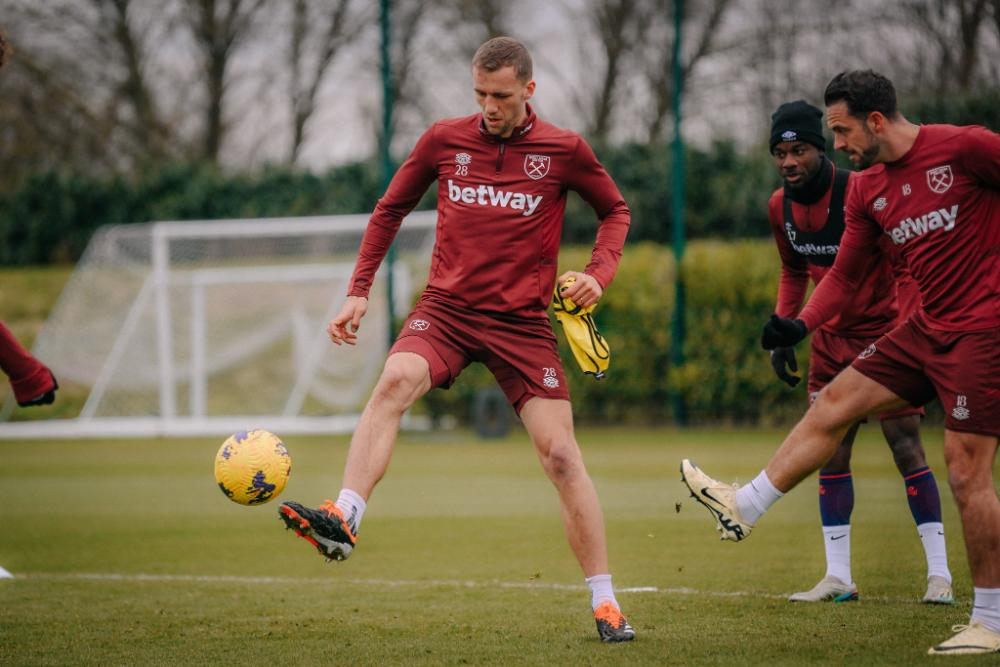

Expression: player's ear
xmin=866 ymin=111 xmax=887 ymax=134
xmin=523 ymin=79 xmax=536 ymax=101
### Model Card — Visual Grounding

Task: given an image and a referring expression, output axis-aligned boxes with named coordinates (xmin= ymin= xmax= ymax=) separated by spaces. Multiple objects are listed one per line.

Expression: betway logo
xmin=447 ymin=179 xmax=542 ymax=217
xmin=789 ymin=240 xmax=839 ymax=256
xmin=888 ymin=205 xmax=959 ymax=245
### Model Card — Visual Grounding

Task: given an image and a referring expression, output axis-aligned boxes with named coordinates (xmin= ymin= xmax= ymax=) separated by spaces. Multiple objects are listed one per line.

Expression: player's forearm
xmin=0 ymin=322 xmax=42 ymax=380
xmin=346 ymin=206 xmax=404 ymax=298
xmin=797 ymin=268 xmax=854 ymax=332
xmin=776 ymin=268 xmax=809 ymax=318
xmin=584 ymin=200 xmax=630 ymax=288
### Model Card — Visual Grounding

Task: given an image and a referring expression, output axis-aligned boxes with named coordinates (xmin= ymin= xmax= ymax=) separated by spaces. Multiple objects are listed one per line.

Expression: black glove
xmin=761 ymin=314 xmax=807 ymax=349
xmin=769 ymin=347 xmax=800 ymax=387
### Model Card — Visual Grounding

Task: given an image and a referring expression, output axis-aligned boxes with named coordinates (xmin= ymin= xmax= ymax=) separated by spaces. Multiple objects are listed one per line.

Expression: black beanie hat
xmin=770 ymin=100 xmax=826 ymax=152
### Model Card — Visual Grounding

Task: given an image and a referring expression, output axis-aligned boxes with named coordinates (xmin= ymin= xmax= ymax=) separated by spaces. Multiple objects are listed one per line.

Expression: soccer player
xmin=682 ymin=70 xmax=1000 ymax=655
xmin=277 ymin=37 xmax=635 ymax=643
xmin=765 ymin=100 xmax=951 ymax=604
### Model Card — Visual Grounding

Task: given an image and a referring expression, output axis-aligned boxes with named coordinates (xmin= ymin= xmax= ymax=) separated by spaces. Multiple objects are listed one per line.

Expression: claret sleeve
xmin=565 ymin=137 xmax=630 ymax=289
xmin=347 ymin=125 xmax=439 ymax=298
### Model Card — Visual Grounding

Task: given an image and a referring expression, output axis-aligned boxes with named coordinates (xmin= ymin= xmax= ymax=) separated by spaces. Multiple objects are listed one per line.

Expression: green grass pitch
xmin=0 ymin=426 xmax=994 ymax=665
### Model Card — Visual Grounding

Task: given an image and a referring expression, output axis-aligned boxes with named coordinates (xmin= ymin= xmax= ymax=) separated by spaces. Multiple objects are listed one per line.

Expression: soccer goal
xmin=0 ymin=212 xmax=437 ymax=439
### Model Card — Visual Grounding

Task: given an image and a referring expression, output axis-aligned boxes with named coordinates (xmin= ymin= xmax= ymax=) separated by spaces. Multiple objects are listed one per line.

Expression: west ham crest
xmin=926 ymin=165 xmax=953 ymax=194
xmin=524 ymin=154 xmax=550 ymax=180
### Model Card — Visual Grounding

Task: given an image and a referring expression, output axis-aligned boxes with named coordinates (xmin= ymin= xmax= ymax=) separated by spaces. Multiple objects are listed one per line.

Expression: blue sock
xmin=819 ymin=472 xmax=854 ymax=526
xmin=904 ymin=467 xmax=943 ymax=524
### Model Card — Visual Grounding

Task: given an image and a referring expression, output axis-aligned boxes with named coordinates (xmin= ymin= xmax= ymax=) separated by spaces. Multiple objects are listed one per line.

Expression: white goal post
xmin=0 ymin=212 xmax=437 ymax=439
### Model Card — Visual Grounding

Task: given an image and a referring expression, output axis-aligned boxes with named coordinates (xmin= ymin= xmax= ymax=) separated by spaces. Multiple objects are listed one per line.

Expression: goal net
xmin=0 ymin=212 xmax=437 ymax=438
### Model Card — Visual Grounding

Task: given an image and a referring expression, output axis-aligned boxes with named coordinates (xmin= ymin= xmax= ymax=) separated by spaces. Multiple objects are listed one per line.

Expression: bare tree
xmin=900 ymin=0 xmax=991 ymax=94
xmin=0 ymin=3 xmax=132 ymax=181
xmin=92 ymin=0 xmax=175 ymax=163
xmin=181 ymin=0 xmax=271 ymax=163
xmin=371 ymin=0 xmax=431 ymax=158
xmin=582 ymin=0 xmax=646 ymax=143
xmin=641 ymin=0 xmax=732 ymax=144
xmin=287 ymin=0 xmax=370 ymax=163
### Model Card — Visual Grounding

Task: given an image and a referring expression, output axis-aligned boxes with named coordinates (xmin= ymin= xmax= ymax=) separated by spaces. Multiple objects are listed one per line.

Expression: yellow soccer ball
xmin=214 ymin=429 xmax=291 ymax=505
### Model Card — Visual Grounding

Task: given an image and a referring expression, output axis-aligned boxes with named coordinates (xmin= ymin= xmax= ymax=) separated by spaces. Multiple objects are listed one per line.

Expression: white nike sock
xmin=971 ymin=588 xmax=1000 ymax=634
xmin=334 ymin=488 xmax=366 ymax=535
xmin=916 ymin=522 xmax=951 ymax=582
xmin=822 ymin=525 xmax=852 ymax=585
xmin=735 ymin=470 xmax=784 ymax=526
xmin=585 ymin=574 xmax=619 ymax=611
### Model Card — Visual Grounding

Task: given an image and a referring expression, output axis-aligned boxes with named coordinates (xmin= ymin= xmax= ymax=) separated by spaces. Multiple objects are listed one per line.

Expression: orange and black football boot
xmin=594 ymin=601 xmax=635 ymax=642
xmin=278 ymin=500 xmax=357 ymax=561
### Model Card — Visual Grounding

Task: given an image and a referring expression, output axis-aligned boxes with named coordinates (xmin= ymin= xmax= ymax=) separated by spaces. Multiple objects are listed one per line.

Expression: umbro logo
xmin=781 ymin=130 xmax=797 ymax=141
xmin=952 ymin=395 xmax=970 ymax=420
xmin=873 ymin=197 xmax=888 ymax=211
xmin=408 ymin=319 xmax=430 ymax=331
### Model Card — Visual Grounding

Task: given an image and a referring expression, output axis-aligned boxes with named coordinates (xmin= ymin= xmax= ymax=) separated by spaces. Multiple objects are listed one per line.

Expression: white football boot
xmin=788 ymin=575 xmax=858 ymax=602
xmin=928 ymin=622 xmax=1000 ymax=655
xmin=680 ymin=459 xmax=751 ymax=542
xmin=922 ymin=575 xmax=955 ymax=605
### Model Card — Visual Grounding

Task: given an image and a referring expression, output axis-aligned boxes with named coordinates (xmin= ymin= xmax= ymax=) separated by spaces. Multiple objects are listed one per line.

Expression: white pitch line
xmin=5 ymin=571 xmax=928 ymax=602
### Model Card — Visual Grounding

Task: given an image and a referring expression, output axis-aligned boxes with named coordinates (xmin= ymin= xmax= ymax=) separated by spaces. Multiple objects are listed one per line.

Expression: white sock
xmin=334 ymin=488 xmax=366 ymax=535
xmin=585 ymin=574 xmax=618 ymax=611
xmin=916 ymin=522 xmax=951 ymax=582
xmin=822 ymin=525 xmax=852 ymax=585
xmin=971 ymin=588 xmax=1000 ymax=634
xmin=735 ymin=470 xmax=784 ymax=526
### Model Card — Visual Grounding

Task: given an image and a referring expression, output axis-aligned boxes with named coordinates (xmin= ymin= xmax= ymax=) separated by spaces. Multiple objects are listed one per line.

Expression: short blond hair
xmin=472 ymin=37 xmax=532 ymax=81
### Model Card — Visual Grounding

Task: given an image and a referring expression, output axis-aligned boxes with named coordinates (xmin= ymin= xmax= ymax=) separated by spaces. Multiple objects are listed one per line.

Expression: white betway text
xmin=888 ymin=204 xmax=959 ymax=245
xmin=447 ymin=179 xmax=542 ymax=217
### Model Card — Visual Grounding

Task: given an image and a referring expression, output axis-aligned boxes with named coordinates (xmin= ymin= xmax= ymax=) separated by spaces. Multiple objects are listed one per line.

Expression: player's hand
xmin=327 ymin=296 xmax=368 ymax=346
xmin=558 ymin=271 xmax=603 ymax=308
xmin=761 ymin=314 xmax=807 ymax=349
xmin=769 ymin=347 xmax=801 ymax=387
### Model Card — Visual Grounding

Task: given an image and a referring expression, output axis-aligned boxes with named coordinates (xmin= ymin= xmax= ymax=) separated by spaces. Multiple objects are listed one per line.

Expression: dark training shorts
xmin=851 ymin=310 xmax=1000 ymax=436
xmin=390 ymin=297 xmax=570 ymax=414
xmin=809 ymin=328 xmax=924 ymax=421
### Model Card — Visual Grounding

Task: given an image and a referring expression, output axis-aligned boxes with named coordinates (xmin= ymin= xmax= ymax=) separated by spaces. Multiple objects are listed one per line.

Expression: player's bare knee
xmin=804 ymin=392 xmax=854 ymax=434
xmin=372 ymin=365 xmax=424 ymax=411
xmin=539 ymin=440 xmax=583 ymax=483
xmin=943 ymin=434 xmax=993 ymax=507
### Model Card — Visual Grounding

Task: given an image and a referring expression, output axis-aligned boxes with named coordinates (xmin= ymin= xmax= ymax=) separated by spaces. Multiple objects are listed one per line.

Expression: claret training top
xmin=347 ymin=105 xmax=630 ymax=318
xmin=800 ymin=124 xmax=1000 ymax=333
